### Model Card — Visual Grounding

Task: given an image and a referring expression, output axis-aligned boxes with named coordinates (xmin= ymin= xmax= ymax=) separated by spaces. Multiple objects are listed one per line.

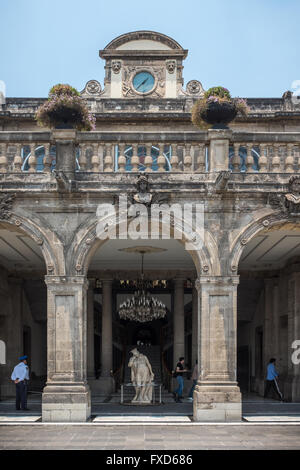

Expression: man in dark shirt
xmin=173 ymin=357 xmax=188 ymax=403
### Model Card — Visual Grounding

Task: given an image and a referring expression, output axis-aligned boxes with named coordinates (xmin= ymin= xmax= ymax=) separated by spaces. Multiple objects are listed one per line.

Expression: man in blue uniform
xmin=264 ymin=357 xmax=283 ymax=401
xmin=11 ymin=355 xmax=30 ymax=411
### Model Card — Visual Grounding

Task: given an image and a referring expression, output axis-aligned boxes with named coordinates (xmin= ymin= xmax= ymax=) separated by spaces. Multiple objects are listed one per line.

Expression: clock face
xmin=132 ymin=72 xmax=155 ymax=94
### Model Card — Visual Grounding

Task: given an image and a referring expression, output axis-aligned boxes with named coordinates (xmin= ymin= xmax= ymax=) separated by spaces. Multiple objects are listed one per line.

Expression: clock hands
xmin=136 ymin=77 xmax=149 ymax=91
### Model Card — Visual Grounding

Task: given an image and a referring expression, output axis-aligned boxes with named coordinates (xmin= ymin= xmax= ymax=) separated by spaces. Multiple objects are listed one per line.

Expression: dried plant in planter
xmin=36 ymin=84 xmax=96 ymax=131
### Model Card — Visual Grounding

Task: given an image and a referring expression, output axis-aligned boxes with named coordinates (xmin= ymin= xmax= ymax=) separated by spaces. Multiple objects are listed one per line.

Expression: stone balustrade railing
xmin=0 ymin=130 xmax=300 ymax=174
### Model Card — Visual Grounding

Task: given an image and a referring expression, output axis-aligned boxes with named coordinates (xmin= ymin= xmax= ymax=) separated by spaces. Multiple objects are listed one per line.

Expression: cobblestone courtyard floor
xmin=1 ymin=423 xmax=300 ymax=450
xmin=1 ymin=394 xmax=300 ymax=449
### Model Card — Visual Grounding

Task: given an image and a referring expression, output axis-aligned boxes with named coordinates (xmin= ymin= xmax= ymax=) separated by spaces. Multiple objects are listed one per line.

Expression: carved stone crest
xmin=82 ymin=80 xmax=102 ymax=95
xmin=0 ymin=193 xmax=16 ymax=219
xmin=186 ymin=80 xmax=203 ymax=95
xmin=112 ymin=60 xmax=121 ymax=74
xmin=166 ymin=60 xmax=176 ymax=74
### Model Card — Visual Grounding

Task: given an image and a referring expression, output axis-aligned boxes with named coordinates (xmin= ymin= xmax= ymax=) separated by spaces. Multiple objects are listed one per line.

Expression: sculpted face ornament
xmin=112 ymin=61 xmax=121 ymax=74
xmin=133 ymin=175 xmax=153 ymax=205
xmin=166 ymin=60 xmax=176 ymax=74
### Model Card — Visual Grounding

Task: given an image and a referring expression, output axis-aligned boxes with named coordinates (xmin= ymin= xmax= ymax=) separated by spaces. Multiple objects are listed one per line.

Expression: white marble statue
xmin=128 ymin=348 xmax=154 ymax=403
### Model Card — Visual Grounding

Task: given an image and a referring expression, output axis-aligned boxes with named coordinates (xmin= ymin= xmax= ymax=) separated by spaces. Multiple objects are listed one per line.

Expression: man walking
xmin=11 ymin=355 xmax=30 ymax=411
xmin=264 ymin=357 xmax=283 ymax=401
xmin=173 ymin=357 xmax=188 ymax=403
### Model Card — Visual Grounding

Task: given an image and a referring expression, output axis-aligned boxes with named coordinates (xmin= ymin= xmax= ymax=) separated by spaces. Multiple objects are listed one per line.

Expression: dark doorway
xmin=237 ymin=345 xmax=250 ymax=392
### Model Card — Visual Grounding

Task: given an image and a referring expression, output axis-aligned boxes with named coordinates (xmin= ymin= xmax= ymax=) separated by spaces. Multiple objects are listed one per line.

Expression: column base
xmin=193 ymin=382 xmax=242 ymax=422
xmin=89 ymin=377 xmax=115 ymax=395
xmin=42 ymin=383 xmax=91 ymax=422
xmin=284 ymin=375 xmax=300 ymax=402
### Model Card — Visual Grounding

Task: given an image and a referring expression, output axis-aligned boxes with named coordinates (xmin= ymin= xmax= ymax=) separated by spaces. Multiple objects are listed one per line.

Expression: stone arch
xmin=68 ymin=211 xmax=221 ymax=277
xmin=229 ymin=210 xmax=292 ymax=273
xmin=103 ymin=30 xmax=185 ymax=52
xmin=0 ymin=214 xmax=64 ymax=276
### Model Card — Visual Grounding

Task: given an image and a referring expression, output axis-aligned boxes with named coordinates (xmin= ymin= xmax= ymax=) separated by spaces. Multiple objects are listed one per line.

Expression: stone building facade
xmin=0 ymin=31 xmax=300 ymax=422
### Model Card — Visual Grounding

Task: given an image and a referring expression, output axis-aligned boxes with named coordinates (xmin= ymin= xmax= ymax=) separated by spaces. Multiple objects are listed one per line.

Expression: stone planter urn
xmin=48 ymin=106 xmax=83 ymax=130
xmin=200 ymin=101 xmax=237 ymax=129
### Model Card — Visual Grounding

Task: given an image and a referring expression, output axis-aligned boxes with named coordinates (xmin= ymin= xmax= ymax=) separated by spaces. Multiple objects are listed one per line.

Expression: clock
xmin=132 ymin=71 xmax=155 ymax=94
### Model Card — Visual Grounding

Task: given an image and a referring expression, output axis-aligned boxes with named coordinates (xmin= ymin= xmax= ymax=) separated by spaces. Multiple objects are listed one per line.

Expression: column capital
xmin=45 ymin=275 xmax=89 ymax=290
xmin=195 ymin=275 xmax=240 ymax=291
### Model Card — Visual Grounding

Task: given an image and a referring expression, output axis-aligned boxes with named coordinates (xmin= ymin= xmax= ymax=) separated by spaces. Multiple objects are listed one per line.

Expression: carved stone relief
xmin=122 ymin=66 xmax=165 ymax=98
xmin=186 ymin=80 xmax=204 ymax=95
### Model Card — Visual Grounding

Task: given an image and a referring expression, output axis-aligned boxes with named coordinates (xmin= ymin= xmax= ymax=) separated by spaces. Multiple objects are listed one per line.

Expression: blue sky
xmin=0 ymin=0 xmax=299 ymax=98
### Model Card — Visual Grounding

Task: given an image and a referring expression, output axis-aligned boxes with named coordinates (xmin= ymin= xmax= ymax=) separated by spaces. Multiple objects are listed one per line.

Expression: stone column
xmin=173 ymin=279 xmax=185 ymax=367
xmin=264 ymin=280 xmax=274 ymax=367
xmin=287 ymin=272 xmax=300 ymax=401
xmin=98 ymin=279 xmax=114 ymax=394
xmin=87 ymin=281 xmax=95 ymax=380
xmin=208 ymin=129 xmax=232 ymax=172
xmin=193 ymin=276 xmax=241 ymax=422
xmin=0 ymin=277 xmax=23 ymax=398
xmin=192 ymin=284 xmax=198 ymax=367
xmin=42 ymin=276 xmax=91 ymax=422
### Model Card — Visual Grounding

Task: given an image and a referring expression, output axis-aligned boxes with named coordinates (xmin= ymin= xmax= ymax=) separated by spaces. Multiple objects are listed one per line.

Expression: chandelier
xmin=118 ymin=251 xmax=167 ymax=322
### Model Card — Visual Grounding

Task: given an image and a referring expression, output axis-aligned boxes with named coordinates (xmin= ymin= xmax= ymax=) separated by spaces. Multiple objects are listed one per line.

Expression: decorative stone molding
xmin=102 ymin=30 xmax=184 ymax=52
xmin=0 ymin=193 xmax=16 ymax=220
xmin=229 ymin=212 xmax=291 ymax=275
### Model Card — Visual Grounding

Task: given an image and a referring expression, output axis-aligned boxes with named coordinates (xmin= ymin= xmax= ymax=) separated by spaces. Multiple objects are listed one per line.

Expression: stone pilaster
xmin=193 ymin=276 xmax=241 ymax=422
xmin=87 ymin=281 xmax=95 ymax=380
xmin=173 ymin=279 xmax=185 ymax=367
xmin=98 ymin=279 xmax=114 ymax=395
xmin=42 ymin=276 xmax=91 ymax=422
xmin=51 ymin=129 xmax=77 ymax=179
xmin=0 ymin=277 xmax=23 ymax=398
xmin=192 ymin=284 xmax=198 ymax=367
xmin=208 ymin=129 xmax=232 ymax=172
xmin=286 ymin=272 xmax=300 ymax=401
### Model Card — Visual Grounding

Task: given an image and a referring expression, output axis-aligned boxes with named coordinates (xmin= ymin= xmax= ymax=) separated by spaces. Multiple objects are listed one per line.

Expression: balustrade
xmin=0 ymin=131 xmax=299 ymax=175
